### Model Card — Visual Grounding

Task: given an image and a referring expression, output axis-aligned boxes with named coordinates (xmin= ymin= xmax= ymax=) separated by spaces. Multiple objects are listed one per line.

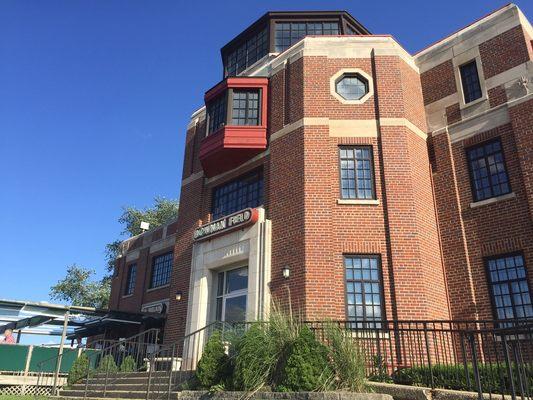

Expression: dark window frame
xmin=335 ymin=73 xmax=369 ymax=101
xmin=206 ymin=92 xmax=228 ymax=135
xmin=231 ymin=89 xmax=261 ymax=126
xmin=484 ymin=252 xmax=533 ymax=324
xmin=343 ymin=254 xmax=386 ymax=329
xmin=459 ymin=60 xmax=483 ymax=104
xmin=339 ymin=146 xmax=376 ymax=200
xmin=124 ymin=263 xmax=137 ymax=296
xmin=466 ymin=138 xmax=511 ymax=202
xmin=211 ymin=169 xmax=264 ymax=220
xmin=149 ymin=252 xmax=173 ymax=289
xmin=224 ymin=27 xmax=269 ymax=77
xmin=274 ymin=19 xmax=341 ymax=52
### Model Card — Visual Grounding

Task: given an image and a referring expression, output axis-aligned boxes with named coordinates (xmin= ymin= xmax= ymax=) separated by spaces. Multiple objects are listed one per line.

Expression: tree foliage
xmin=68 ymin=353 xmax=90 ymax=386
xmin=104 ymin=196 xmax=179 ymax=272
xmin=50 ymin=264 xmax=110 ymax=308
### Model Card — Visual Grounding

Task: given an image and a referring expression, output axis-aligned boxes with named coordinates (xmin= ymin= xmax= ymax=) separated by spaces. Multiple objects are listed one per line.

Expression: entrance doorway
xmin=215 ymin=267 xmax=248 ymax=322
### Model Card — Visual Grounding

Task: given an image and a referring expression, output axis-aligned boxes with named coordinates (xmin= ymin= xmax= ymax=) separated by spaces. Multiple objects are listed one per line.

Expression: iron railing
xmin=35 ymin=328 xmax=160 ymax=395
xmin=307 ymin=319 xmax=533 ymax=399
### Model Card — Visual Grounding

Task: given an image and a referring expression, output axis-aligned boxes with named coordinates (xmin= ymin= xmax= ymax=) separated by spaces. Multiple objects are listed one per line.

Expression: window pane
xmin=212 ymin=170 xmax=264 ymax=219
xmin=467 ymin=139 xmax=510 ymax=202
xmin=231 ymin=90 xmax=260 ymax=126
xmin=207 ymin=94 xmax=227 ymax=134
xmin=336 ymin=74 xmax=368 ymax=100
xmin=486 ymin=253 xmax=532 ymax=324
xmin=225 ymin=267 xmax=248 ymax=293
xmin=460 ymin=60 xmax=482 ymax=103
xmin=274 ymin=21 xmax=340 ymax=52
xmin=124 ymin=264 xmax=137 ymax=295
xmin=150 ymin=252 xmax=173 ymax=288
xmin=339 ymin=146 xmax=375 ymax=200
xmin=345 ymin=255 xmax=383 ymax=329
xmin=224 ymin=295 xmax=247 ymax=322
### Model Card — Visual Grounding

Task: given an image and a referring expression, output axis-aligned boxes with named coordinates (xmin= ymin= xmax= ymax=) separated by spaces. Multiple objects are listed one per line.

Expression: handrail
xmin=95 ymin=321 xmax=225 ymax=400
xmin=35 ymin=327 xmax=160 ymax=395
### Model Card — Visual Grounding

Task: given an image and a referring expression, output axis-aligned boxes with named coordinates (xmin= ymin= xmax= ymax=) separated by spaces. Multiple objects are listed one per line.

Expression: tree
xmin=104 ymin=196 xmax=179 ymax=272
xmin=50 ymin=264 xmax=110 ymax=308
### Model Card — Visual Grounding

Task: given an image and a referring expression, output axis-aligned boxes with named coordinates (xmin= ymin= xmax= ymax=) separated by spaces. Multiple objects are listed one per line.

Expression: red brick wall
xmin=420 ymin=60 xmax=456 ymax=105
xmin=479 ymin=26 xmax=531 ymax=79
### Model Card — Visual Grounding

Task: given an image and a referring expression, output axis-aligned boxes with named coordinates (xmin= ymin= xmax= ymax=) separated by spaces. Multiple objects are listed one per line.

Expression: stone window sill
xmin=470 ymin=192 xmax=516 ymax=208
xmin=122 ymin=294 xmax=134 ymax=299
xmin=337 ymin=199 xmax=380 ymax=206
xmin=146 ymin=284 xmax=170 ymax=293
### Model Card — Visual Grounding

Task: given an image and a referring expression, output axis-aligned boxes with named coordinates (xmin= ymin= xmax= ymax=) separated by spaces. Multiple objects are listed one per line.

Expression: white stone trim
xmin=447 ymin=105 xmax=510 ymax=143
xmin=204 ymin=150 xmax=270 ymax=185
xmin=181 ymin=171 xmax=204 ymax=187
xmin=337 ymin=199 xmax=380 ymax=205
xmin=146 ymin=284 xmax=170 ymax=293
xmin=330 ymin=68 xmax=374 ymax=105
xmin=270 ymin=117 xmax=426 ymax=142
xmin=415 ymin=4 xmax=521 ymax=66
xmin=251 ymin=36 xmax=419 ymax=76
xmin=470 ymin=192 xmax=516 ymax=209
xmin=380 ymin=118 xmax=427 ymax=140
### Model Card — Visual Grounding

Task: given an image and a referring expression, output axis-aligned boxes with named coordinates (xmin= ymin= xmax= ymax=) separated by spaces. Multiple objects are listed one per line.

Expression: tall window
xmin=467 ymin=139 xmax=510 ymax=202
xmin=225 ymin=28 xmax=268 ymax=77
xmin=486 ymin=253 xmax=532 ymax=324
xmin=216 ymin=267 xmax=248 ymax=322
xmin=231 ymin=90 xmax=260 ymax=125
xmin=124 ymin=264 xmax=136 ymax=296
xmin=207 ymin=94 xmax=227 ymax=134
xmin=460 ymin=60 xmax=482 ymax=103
xmin=339 ymin=146 xmax=375 ymax=200
xmin=345 ymin=255 xmax=384 ymax=329
xmin=150 ymin=252 xmax=173 ymax=289
xmin=212 ymin=169 xmax=263 ymax=220
xmin=275 ymin=22 xmax=340 ymax=52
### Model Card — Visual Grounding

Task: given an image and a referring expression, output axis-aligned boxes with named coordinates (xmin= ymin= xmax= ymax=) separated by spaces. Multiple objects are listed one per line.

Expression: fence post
xmin=167 ymin=344 xmax=176 ymax=400
xmin=146 ymin=354 xmax=154 ymax=400
xmin=501 ymin=333 xmax=517 ymax=400
xmin=423 ymin=322 xmax=435 ymax=389
xmin=459 ymin=332 xmax=471 ymax=390
xmin=467 ymin=333 xmax=483 ymax=400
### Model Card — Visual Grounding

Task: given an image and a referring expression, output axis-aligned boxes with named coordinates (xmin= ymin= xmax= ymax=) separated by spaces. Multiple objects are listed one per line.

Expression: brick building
xmin=109 ymin=5 xmax=533 ymax=344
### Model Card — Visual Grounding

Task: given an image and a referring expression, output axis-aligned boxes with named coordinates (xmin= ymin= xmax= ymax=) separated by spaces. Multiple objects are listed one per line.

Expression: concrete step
xmin=60 ymin=389 xmax=180 ymax=399
xmin=69 ymin=382 xmax=174 ymax=391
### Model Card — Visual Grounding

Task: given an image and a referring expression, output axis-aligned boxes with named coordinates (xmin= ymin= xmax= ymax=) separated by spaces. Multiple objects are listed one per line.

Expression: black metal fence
xmin=307 ymin=319 xmax=533 ymax=399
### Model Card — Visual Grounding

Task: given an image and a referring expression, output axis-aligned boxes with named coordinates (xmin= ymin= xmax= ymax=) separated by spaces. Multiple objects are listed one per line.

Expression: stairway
xmin=60 ymin=371 xmax=194 ymax=399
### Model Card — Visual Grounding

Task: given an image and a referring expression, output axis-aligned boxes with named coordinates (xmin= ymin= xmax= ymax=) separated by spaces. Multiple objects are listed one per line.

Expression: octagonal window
xmin=335 ymin=74 xmax=369 ymax=101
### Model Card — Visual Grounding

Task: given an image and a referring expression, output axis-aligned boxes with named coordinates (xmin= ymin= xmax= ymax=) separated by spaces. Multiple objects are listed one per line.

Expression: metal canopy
xmin=0 ymin=298 xmax=106 ymax=336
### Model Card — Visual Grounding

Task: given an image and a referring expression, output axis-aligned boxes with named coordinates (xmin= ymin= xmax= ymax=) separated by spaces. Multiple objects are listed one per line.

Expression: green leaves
xmin=49 ymin=264 xmax=110 ymax=309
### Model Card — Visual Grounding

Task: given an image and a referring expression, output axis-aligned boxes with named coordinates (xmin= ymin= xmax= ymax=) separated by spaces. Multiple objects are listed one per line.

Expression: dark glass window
xmin=467 ymin=139 xmax=510 ymax=202
xmin=336 ymin=74 xmax=368 ymax=101
xmin=232 ymin=90 xmax=260 ymax=125
xmin=150 ymin=252 xmax=173 ymax=289
xmin=340 ymin=146 xmax=375 ymax=199
xmin=207 ymin=94 xmax=227 ymax=134
xmin=487 ymin=254 xmax=532 ymax=324
xmin=345 ymin=255 xmax=383 ymax=329
xmin=212 ymin=170 xmax=263 ymax=220
xmin=275 ymin=21 xmax=340 ymax=52
xmin=460 ymin=60 xmax=482 ymax=103
xmin=124 ymin=264 xmax=136 ymax=295
xmin=225 ymin=28 xmax=269 ymax=77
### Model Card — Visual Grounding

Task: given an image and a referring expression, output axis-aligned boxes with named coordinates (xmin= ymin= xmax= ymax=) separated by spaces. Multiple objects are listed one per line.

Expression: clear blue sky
xmin=1 ymin=0 xmax=532 ymax=304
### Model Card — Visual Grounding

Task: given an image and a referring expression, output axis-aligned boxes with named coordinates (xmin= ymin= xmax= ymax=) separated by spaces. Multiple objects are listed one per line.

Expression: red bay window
xmin=199 ymin=77 xmax=268 ymax=177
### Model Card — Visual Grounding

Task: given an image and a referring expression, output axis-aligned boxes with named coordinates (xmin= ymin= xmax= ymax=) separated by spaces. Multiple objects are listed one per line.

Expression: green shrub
xmin=275 ymin=325 xmax=333 ymax=392
xmin=392 ymin=364 xmax=533 ymax=395
xmin=232 ymin=323 xmax=277 ymax=391
xmin=195 ymin=331 xmax=231 ymax=388
xmin=119 ymin=355 xmax=137 ymax=372
xmin=67 ymin=352 xmax=90 ymax=386
xmin=97 ymin=354 xmax=118 ymax=373
xmin=323 ymin=322 xmax=367 ymax=392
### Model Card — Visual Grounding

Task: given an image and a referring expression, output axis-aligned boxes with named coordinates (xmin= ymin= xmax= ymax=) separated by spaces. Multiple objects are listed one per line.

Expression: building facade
xmin=109 ymin=5 xmax=533 ymax=344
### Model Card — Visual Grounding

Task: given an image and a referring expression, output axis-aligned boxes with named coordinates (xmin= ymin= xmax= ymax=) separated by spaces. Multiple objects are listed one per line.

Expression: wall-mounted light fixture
xmin=282 ymin=266 xmax=290 ymax=279
xmin=175 ymin=290 xmax=183 ymax=301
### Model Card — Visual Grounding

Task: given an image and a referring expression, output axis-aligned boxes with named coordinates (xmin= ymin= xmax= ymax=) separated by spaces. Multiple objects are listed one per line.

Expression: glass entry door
xmin=216 ymin=267 xmax=248 ymax=322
